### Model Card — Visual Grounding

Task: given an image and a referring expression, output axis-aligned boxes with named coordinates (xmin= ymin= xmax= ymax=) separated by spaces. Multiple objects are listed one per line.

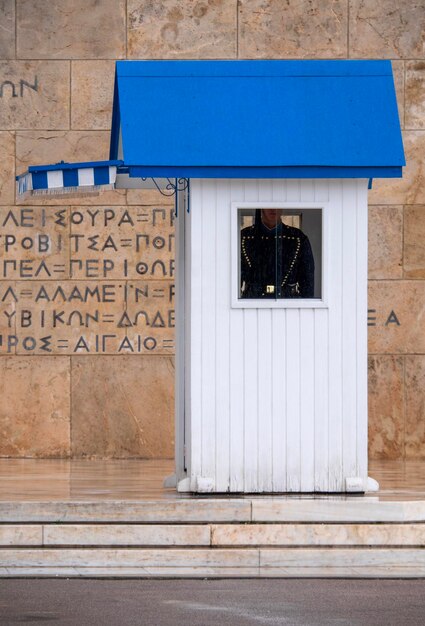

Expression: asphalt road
xmin=1 ymin=579 xmax=425 ymax=626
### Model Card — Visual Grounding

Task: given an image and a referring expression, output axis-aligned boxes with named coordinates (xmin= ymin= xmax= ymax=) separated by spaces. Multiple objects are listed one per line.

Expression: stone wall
xmin=0 ymin=0 xmax=423 ymax=460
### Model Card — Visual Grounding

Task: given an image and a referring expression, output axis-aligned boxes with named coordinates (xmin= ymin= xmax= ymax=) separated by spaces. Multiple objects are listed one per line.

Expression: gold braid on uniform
xmin=241 ymin=235 xmax=252 ymax=268
xmin=281 ymin=237 xmax=301 ymax=288
xmin=241 ymin=227 xmax=301 ymax=286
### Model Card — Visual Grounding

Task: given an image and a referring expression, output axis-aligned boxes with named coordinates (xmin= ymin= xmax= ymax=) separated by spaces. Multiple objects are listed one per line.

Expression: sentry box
xmin=17 ymin=60 xmax=405 ymax=493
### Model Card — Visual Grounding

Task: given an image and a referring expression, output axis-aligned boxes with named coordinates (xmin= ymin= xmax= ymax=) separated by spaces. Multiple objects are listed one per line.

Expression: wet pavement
xmin=1 ymin=578 xmax=425 ymax=625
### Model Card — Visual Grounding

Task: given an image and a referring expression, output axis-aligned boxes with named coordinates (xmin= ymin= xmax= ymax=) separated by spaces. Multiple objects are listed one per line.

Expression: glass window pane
xmin=239 ymin=208 xmax=321 ymax=300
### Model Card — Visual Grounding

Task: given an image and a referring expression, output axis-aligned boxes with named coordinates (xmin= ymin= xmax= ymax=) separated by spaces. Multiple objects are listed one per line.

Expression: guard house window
xmin=236 ymin=206 xmax=323 ymax=305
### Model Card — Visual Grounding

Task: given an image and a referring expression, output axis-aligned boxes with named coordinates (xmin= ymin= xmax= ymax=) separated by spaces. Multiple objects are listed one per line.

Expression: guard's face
xmin=261 ymin=209 xmax=283 ymax=228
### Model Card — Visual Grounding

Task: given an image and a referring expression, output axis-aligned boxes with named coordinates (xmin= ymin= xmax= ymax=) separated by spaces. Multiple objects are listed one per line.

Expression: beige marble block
xmin=2 ymin=567 xmax=81 ymax=577
xmin=258 ymin=566 xmax=364 ymax=578
xmin=71 ymin=61 xmax=115 ymax=131
xmin=392 ymin=60 xmax=405 ymax=129
xmin=14 ymin=281 xmax=127 ymax=356
xmin=0 ymin=499 xmax=252 ymax=523
xmin=71 ymin=355 xmax=174 ymax=458
xmin=405 ymin=356 xmax=425 ymax=460
xmin=406 ymin=61 xmax=425 ymax=130
xmin=368 ymin=356 xmax=404 ymax=460
xmin=212 ymin=523 xmax=425 ymax=546
xmin=349 ymin=0 xmax=425 ymax=59
xmin=259 ymin=565 xmax=425 ymax=578
xmin=69 ymin=206 xmax=175 ymax=281
xmin=16 ymin=131 xmax=126 ymax=206
xmin=260 ymin=547 xmax=425 ymax=568
xmin=251 ymin=500 xmax=425 ymax=523
xmin=13 ymin=566 xmax=247 ymax=578
xmin=44 ymin=524 xmax=210 ymax=546
xmin=0 ymin=206 xmax=70 ymax=282
xmin=368 ymin=280 xmax=425 ymax=354
xmin=403 ymin=206 xmax=425 ymax=279
xmin=127 ymin=0 xmax=237 ymax=60
xmin=0 ymin=1 xmax=15 ymax=58
xmin=0 ymin=131 xmax=15 ymax=205
xmin=0 ymin=356 xmax=70 ymax=458
xmin=5 ymin=564 xmax=423 ymax=578
xmin=0 ymin=61 xmax=69 ymax=130
xmin=368 ymin=206 xmax=403 ymax=279
xmin=0 ymin=547 xmax=259 ymax=568
xmin=57 ymin=567 xmax=151 ymax=577
xmin=238 ymin=0 xmax=348 ymax=59
xmin=17 ymin=0 xmax=126 ymax=60
xmin=126 ymin=189 xmax=174 ymax=207
xmin=369 ymin=131 xmax=425 ymax=206
xmin=139 ymin=566 xmax=260 ymax=577
xmin=351 ymin=566 xmax=425 ymax=578
xmin=0 ymin=525 xmax=42 ymax=546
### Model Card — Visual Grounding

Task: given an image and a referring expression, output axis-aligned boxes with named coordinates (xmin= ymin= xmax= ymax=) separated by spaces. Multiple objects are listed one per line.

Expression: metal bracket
xmin=141 ymin=177 xmax=189 ymax=197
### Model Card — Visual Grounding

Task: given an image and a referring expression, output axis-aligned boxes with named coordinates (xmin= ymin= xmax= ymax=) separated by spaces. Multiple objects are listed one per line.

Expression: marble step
xmin=1 ymin=499 xmax=425 ymax=523
xmin=2 ymin=564 xmax=425 ymax=579
xmin=2 ymin=499 xmax=425 ymax=577
xmin=1 ymin=523 xmax=425 ymax=547
xmin=1 ymin=548 xmax=425 ymax=579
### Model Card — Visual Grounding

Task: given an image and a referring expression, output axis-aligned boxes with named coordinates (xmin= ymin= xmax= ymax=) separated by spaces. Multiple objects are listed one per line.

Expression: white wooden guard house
xmin=17 ymin=60 xmax=405 ymax=494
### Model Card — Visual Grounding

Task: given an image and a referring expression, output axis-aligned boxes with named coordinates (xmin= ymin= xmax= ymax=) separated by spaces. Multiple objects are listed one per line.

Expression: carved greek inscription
xmin=0 ymin=77 xmax=38 ymax=98
xmin=0 ymin=208 xmax=69 ymax=280
xmin=0 ymin=206 xmax=175 ymax=355
xmin=69 ymin=206 xmax=175 ymax=279
xmin=368 ymin=309 xmax=401 ymax=327
xmin=0 ymin=280 xmax=174 ymax=356
xmin=0 ymin=62 xmax=69 ymax=129
xmin=0 ymin=206 xmax=175 ymax=280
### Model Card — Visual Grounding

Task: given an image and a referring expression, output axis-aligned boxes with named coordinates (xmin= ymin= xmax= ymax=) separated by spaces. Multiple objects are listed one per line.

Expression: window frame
xmin=231 ymin=201 xmax=329 ymax=309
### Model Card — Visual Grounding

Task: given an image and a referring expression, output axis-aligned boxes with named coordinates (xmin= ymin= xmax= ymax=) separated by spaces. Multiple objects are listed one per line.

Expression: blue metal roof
xmin=110 ymin=59 xmax=405 ymax=179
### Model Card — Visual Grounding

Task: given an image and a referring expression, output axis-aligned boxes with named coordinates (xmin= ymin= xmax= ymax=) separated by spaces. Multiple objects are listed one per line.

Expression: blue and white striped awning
xmin=17 ymin=160 xmax=123 ymax=197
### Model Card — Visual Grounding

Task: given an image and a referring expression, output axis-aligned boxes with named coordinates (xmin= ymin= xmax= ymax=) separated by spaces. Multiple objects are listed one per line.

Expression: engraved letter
xmin=21 ymin=310 xmax=32 ymax=328
xmin=20 ymin=76 xmax=38 ymax=96
xmin=0 ymin=81 xmax=18 ymax=98
xmin=385 ymin=310 xmax=401 ymax=326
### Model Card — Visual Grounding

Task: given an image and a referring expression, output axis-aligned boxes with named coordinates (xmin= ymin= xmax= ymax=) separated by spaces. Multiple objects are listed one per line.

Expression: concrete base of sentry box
xmin=175 ymin=475 xmax=380 ymax=494
xmin=1 ymin=497 xmax=425 ymax=579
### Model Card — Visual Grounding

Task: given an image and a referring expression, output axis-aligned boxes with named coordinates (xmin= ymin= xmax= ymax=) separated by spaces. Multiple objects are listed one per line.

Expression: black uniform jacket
xmin=240 ymin=222 xmax=315 ymax=299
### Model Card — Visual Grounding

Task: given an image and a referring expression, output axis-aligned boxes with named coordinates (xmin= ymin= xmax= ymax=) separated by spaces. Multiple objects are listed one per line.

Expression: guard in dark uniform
xmin=240 ymin=208 xmax=315 ymax=299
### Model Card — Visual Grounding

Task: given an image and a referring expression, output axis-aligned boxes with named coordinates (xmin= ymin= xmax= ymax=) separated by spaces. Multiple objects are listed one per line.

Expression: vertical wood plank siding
xmin=185 ymin=179 xmax=368 ymax=492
